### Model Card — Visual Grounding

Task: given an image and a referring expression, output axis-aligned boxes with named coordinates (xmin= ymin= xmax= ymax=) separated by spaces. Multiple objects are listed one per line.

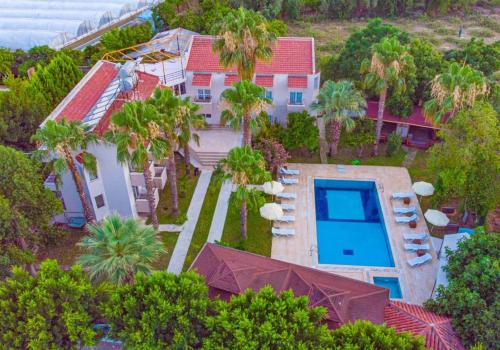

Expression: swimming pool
xmin=314 ymin=179 xmax=395 ymax=267
xmin=373 ymin=277 xmax=403 ymax=298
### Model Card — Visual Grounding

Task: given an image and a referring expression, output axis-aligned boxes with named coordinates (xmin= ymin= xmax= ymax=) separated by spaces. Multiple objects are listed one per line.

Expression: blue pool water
xmin=315 ymin=179 xmax=395 ymax=267
xmin=373 ymin=277 xmax=403 ymax=298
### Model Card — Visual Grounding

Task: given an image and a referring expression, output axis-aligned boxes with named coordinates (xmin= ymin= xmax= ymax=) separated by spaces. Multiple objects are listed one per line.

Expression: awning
xmin=192 ymin=73 xmax=212 ymax=87
xmin=255 ymin=75 xmax=274 ymax=87
xmin=224 ymin=74 xmax=240 ymax=86
xmin=288 ymin=76 xmax=308 ymax=88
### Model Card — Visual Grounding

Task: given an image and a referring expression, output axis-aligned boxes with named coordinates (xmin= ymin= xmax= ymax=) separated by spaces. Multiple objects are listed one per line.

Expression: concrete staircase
xmin=196 ymin=151 xmax=228 ymax=167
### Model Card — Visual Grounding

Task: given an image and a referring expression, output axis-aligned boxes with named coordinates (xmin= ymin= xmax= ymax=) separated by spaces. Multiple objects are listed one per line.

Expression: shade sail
xmin=412 ymin=181 xmax=435 ymax=196
xmin=259 ymin=203 xmax=284 ymax=221
xmin=262 ymin=181 xmax=284 ymax=195
xmin=424 ymin=209 xmax=450 ymax=227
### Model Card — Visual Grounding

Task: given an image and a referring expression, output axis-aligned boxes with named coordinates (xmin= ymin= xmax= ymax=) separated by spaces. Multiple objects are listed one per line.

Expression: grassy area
xmin=329 ymin=147 xmax=407 ymax=166
xmin=183 ymin=177 xmax=222 ymax=271
xmin=407 ymin=150 xmax=433 ymax=182
xmin=152 ymin=231 xmax=179 ymax=270
xmin=220 ymin=194 xmax=272 ymax=257
xmin=36 ymin=229 xmax=86 ymax=266
xmin=156 ymin=156 xmax=199 ymax=225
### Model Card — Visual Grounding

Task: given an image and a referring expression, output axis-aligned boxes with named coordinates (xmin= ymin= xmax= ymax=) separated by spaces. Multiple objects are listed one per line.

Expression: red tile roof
xmin=255 ymin=75 xmax=274 ymax=87
xmin=384 ymin=301 xmax=465 ymax=350
xmin=288 ymin=76 xmax=308 ymax=88
xmin=190 ymin=243 xmax=389 ymax=328
xmin=366 ymin=100 xmax=448 ymax=129
xmin=186 ymin=36 xmax=314 ymax=75
xmin=224 ymin=74 xmax=240 ymax=86
xmin=192 ymin=73 xmax=212 ymax=87
xmin=55 ymin=61 xmax=118 ymax=122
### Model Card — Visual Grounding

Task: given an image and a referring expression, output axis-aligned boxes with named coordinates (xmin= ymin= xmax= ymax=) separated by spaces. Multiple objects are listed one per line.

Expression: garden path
xmin=206 ymin=180 xmax=234 ymax=243
xmin=167 ymin=170 xmax=213 ymax=274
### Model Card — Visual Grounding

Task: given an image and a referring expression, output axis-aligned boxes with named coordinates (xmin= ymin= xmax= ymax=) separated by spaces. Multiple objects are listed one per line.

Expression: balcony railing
xmin=135 ymin=188 xmax=160 ymax=214
xmin=194 ymin=96 xmax=212 ymax=103
xmin=287 ymin=99 xmax=305 ymax=106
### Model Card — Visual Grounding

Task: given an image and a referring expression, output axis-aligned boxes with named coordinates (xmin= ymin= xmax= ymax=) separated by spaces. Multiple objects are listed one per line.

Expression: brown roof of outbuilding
xmin=190 ymin=243 xmax=389 ymax=328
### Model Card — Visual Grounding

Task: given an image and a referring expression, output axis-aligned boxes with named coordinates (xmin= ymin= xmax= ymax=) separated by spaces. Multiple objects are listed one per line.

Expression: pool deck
xmin=272 ymin=163 xmax=438 ymax=305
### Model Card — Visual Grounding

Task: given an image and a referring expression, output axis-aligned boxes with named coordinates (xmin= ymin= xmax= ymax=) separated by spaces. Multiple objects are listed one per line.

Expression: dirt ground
xmin=288 ymin=6 xmax=500 ymax=57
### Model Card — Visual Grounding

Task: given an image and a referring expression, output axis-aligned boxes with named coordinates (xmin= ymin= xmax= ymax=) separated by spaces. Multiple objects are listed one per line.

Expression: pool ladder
xmin=378 ymin=183 xmax=384 ymax=193
xmin=309 ymin=244 xmax=317 ymax=257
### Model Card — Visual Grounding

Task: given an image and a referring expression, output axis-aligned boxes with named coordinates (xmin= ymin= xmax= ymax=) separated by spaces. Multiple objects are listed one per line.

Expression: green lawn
xmin=153 ymin=231 xmax=179 ymax=270
xmin=407 ymin=150 xmax=433 ymax=182
xmin=156 ymin=157 xmax=199 ymax=225
xmin=183 ymin=178 xmax=222 ymax=271
xmin=329 ymin=148 xmax=407 ymax=166
xmin=220 ymin=194 xmax=272 ymax=257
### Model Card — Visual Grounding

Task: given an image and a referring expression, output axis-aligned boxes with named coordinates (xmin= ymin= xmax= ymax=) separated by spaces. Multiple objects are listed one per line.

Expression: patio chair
xmin=393 ymin=206 xmax=417 ymax=214
xmin=272 ymin=227 xmax=295 ymax=237
xmin=280 ymin=178 xmax=299 ymax=185
xmin=391 ymin=192 xmax=414 ymax=200
xmin=276 ymin=215 xmax=295 ymax=223
xmin=68 ymin=217 xmax=86 ymax=229
xmin=403 ymin=233 xmax=429 ymax=241
xmin=277 ymin=192 xmax=297 ymax=200
xmin=407 ymin=253 xmax=432 ymax=267
xmin=404 ymin=243 xmax=430 ymax=251
xmin=280 ymin=168 xmax=300 ymax=176
xmin=278 ymin=203 xmax=295 ymax=211
xmin=395 ymin=214 xmax=418 ymax=223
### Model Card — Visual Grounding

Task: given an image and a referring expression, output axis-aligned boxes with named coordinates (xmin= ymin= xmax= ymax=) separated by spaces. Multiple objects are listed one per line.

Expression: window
xmin=88 ymin=169 xmax=98 ymax=181
xmin=197 ymin=89 xmax=211 ymax=101
xmin=174 ymin=82 xmax=186 ymax=95
xmin=202 ymin=113 xmax=212 ymax=119
xmin=268 ymin=114 xmax=274 ymax=123
xmin=95 ymin=194 xmax=105 ymax=208
xmin=265 ymin=90 xmax=273 ymax=100
xmin=290 ymin=91 xmax=303 ymax=105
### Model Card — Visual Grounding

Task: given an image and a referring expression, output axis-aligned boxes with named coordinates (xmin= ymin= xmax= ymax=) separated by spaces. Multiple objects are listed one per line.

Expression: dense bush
xmin=425 ymin=229 xmax=500 ymax=349
xmin=0 ymin=260 xmax=106 ymax=350
xmin=444 ymin=39 xmax=500 ymax=77
xmin=254 ymin=138 xmax=290 ymax=178
xmin=386 ymin=92 xmax=414 ymax=118
xmin=339 ymin=119 xmax=376 ymax=157
xmin=100 ymin=22 xmax=153 ymax=51
xmin=283 ymin=111 xmax=319 ymax=153
xmin=386 ymin=132 xmax=403 ymax=156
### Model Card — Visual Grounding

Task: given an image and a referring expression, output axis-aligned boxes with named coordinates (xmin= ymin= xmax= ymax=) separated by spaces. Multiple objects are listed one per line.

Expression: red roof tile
xmin=186 ymin=36 xmax=314 ymax=75
xmin=288 ymin=76 xmax=308 ymax=88
xmin=224 ymin=74 xmax=240 ymax=86
xmin=192 ymin=73 xmax=212 ymax=86
xmin=384 ymin=301 xmax=465 ymax=350
xmin=55 ymin=61 xmax=118 ymax=122
xmin=366 ymin=100 xmax=448 ymax=129
xmin=190 ymin=243 xmax=389 ymax=328
xmin=255 ymin=75 xmax=274 ymax=87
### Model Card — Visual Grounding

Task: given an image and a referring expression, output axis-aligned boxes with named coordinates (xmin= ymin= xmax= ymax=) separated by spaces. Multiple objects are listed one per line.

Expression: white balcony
xmin=129 ymin=161 xmax=155 ymax=187
xmin=153 ymin=166 xmax=167 ymax=189
xmin=194 ymin=96 xmax=212 ymax=104
xmin=287 ymin=99 xmax=306 ymax=113
xmin=135 ymin=187 xmax=160 ymax=214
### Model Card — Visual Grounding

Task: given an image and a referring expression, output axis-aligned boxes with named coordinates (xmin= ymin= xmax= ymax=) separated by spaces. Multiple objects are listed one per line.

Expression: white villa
xmin=41 ymin=30 xmax=320 ymax=224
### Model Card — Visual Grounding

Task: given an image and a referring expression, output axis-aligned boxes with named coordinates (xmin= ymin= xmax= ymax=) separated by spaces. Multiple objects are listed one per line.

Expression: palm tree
xmin=177 ymin=97 xmax=205 ymax=176
xmin=361 ymin=37 xmax=414 ymax=156
xmin=221 ymin=80 xmax=271 ymax=146
xmin=310 ymin=80 xmax=367 ymax=157
xmin=424 ymin=63 xmax=489 ymax=123
xmin=212 ymin=7 xmax=275 ymax=81
xmin=218 ymin=146 xmax=271 ymax=239
xmin=105 ymin=101 xmax=169 ymax=229
xmin=32 ymin=118 xmax=97 ymax=224
xmin=148 ymin=88 xmax=184 ymax=217
xmin=76 ymin=214 xmax=165 ymax=285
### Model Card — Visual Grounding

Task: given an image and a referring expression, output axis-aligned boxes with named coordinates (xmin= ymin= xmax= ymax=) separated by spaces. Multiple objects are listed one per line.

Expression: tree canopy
xmin=283 ymin=111 xmax=319 ymax=153
xmin=425 ymin=228 xmax=499 ymax=349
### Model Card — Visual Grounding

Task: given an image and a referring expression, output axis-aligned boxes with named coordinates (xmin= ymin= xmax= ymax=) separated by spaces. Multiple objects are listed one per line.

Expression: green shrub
xmin=386 ymin=132 xmax=403 ymax=156
xmin=469 ymin=28 xmax=495 ymax=38
xmin=434 ymin=27 xmax=456 ymax=36
xmin=283 ymin=111 xmax=319 ymax=152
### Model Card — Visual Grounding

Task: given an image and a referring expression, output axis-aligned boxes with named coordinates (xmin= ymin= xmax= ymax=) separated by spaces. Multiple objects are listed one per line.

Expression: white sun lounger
xmin=336 ymin=164 xmax=346 ymax=173
xmin=280 ymin=168 xmax=300 ymax=175
xmin=393 ymin=206 xmax=417 ymax=214
xmin=392 ymin=192 xmax=414 ymax=199
xmin=395 ymin=214 xmax=418 ymax=223
xmin=280 ymin=178 xmax=299 ymax=185
xmin=276 ymin=192 xmax=297 ymax=200
xmin=276 ymin=215 xmax=295 ymax=223
xmin=407 ymin=253 xmax=432 ymax=267
xmin=272 ymin=227 xmax=295 ymax=236
xmin=404 ymin=243 xmax=430 ymax=251
xmin=403 ymin=233 xmax=429 ymax=241
xmin=278 ymin=203 xmax=295 ymax=211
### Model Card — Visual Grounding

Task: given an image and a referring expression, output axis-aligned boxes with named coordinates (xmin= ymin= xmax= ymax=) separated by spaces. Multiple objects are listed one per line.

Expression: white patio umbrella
xmin=259 ymin=203 xmax=284 ymax=221
xmin=424 ymin=209 xmax=450 ymax=233
xmin=262 ymin=181 xmax=284 ymax=195
xmin=412 ymin=181 xmax=435 ymax=197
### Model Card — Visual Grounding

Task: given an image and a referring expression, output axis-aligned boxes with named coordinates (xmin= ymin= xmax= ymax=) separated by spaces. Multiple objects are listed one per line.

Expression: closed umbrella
xmin=260 ymin=203 xmax=284 ymax=221
xmin=262 ymin=181 xmax=284 ymax=195
xmin=425 ymin=209 xmax=449 ymax=233
xmin=412 ymin=182 xmax=435 ymax=197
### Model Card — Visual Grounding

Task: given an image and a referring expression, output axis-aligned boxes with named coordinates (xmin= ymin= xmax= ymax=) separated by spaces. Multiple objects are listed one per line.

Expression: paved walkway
xmin=206 ymin=180 xmax=233 ymax=243
xmin=317 ymin=117 xmax=328 ymax=164
xmin=402 ymin=148 xmax=418 ymax=168
xmin=158 ymin=224 xmax=183 ymax=232
xmin=167 ymin=170 xmax=213 ymax=274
